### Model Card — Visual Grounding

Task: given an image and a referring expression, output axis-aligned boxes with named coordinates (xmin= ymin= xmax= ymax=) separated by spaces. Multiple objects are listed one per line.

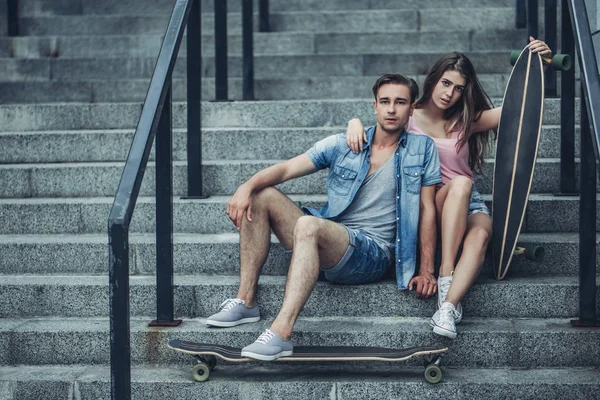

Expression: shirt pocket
xmin=329 ymin=165 xmax=357 ymax=195
xmin=403 ymin=165 xmax=424 ymax=194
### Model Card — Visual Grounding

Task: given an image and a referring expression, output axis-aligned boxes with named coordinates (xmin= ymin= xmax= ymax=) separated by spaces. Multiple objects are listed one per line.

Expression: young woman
xmin=345 ymin=37 xmax=552 ymax=339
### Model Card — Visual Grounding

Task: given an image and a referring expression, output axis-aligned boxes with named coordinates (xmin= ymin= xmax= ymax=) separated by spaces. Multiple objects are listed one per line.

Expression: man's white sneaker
xmin=430 ymin=302 xmax=458 ymax=339
xmin=437 ymin=274 xmax=463 ymax=324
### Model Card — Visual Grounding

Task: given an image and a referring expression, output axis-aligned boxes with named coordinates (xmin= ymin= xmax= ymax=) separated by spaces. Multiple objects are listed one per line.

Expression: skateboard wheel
xmin=551 ymin=54 xmax=572 ymax=71
xmin=192 ymin=363 xmax=210 ymax=382
xmin=524 ymin=245 xmax=544 ymax=262
xmin=424 ymin=364 xmax=442 ymax=384
xmin=510 ymin=50 xmax=521 ymax=66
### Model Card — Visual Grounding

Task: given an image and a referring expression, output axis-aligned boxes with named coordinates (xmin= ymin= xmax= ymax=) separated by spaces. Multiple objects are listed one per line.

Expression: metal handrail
xmin=515 ymin=0 xmax=599 ymax=324
xmin=566 ymin=0 xmax=600 ymax=326
xmin=108 ymin=1 xmax=196 ymax=398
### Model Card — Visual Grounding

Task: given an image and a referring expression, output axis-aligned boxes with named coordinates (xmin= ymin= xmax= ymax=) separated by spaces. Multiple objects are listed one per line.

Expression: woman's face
xmin=431 ymin=70 xmax=466 ymax=111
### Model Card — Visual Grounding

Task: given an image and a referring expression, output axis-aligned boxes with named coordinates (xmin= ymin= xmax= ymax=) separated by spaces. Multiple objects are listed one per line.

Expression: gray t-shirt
xmin=334 ymin=154 xmax=397 ymax=260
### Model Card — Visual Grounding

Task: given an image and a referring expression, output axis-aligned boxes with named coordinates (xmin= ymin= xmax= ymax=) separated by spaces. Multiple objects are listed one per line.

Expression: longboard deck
xmin=492 ymin=44 xmax=544 ymax=280
xmin=168 ymin=339 xmax=448 ymax=362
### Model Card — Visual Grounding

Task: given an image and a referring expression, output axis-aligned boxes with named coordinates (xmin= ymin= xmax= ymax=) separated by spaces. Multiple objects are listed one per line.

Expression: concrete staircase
xmin=1 ymin=0 xmax=599 ymax=398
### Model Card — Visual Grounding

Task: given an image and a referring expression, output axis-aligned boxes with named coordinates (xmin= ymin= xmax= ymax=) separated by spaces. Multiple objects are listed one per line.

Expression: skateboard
xmin=491 ymin=45 xmax=569 ymax=280
xmin=167 ymin=339 xmax=448 ymax=384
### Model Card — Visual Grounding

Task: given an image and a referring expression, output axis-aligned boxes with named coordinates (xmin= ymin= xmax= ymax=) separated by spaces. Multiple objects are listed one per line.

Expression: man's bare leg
xmin=235 ymin=187 xmax=305 ymax=307
xmin=269 ymin=216 xmax=350 ymax=339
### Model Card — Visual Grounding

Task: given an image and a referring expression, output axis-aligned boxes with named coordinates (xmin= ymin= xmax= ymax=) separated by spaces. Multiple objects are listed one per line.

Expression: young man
xmin=206 ymin=73 xmax=442 ymax=360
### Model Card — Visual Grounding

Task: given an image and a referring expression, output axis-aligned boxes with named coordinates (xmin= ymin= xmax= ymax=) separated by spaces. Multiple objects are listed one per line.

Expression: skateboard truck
xmin=510 ymin=50 xmax=572 ymax=71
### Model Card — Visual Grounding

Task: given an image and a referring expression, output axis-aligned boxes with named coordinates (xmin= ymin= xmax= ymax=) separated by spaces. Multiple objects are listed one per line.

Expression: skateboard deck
xmin=492 ymin=44 xmax=544 ymax=280
xmin=168 ymin=339 xmax=448 ymax=383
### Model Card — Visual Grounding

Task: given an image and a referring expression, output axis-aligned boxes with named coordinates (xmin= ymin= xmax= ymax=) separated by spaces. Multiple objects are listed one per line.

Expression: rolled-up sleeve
xmin=421 ymin=138 xmax=442 ymax=186
xmin=305 ymin=134 xmax=341 ymax=170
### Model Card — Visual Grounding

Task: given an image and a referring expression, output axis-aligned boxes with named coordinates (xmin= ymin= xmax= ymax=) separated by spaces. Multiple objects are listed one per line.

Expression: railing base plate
xmin=149 ymin=319 xmax=183 ymax=327
xmin=571 ymin=319 xmax=600 ymax=327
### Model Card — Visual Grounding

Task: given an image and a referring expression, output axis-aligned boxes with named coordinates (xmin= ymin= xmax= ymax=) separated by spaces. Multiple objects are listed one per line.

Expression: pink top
xmin=406 ymin=116 xmax=472 ymax=185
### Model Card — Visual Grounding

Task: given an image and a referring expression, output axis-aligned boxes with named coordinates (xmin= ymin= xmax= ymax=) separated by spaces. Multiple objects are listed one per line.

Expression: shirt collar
xmin=365 ymin=125 xmax=407 ymax=149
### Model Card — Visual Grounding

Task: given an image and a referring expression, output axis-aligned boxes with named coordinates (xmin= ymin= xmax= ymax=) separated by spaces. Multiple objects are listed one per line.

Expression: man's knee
xmin=252 ymin=187 xmax=282 ymax=210
xmin=293 ymin=216 xmax=322 ymax=242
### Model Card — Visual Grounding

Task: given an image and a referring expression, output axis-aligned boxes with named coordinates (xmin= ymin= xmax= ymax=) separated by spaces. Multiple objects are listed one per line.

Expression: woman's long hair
xmin=415 ymin=52 xmax=495 ymax=174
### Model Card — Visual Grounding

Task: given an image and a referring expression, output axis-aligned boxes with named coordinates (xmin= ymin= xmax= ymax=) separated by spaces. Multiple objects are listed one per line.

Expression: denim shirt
xmin=304 ymin=125 xmax=442 ymax=289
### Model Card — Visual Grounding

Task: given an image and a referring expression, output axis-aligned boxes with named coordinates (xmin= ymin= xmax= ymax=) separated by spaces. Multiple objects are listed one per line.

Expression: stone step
xmin=0 ymin=125 xmax=580 ymax=164
xmin=18 ymin=9 xmax=517 ymax=36
xmin=0 ymin=157 xmax=595 ymax=198
xmin=1 ymin=317 xmax=599 ymax=368
xmin=0 ymin=74 xmax=513 ymax=103
xmin=0 ymin=364 xmax=597 ymax=400
xmin=17 ymin=0 xmax=515 ymax=17
xmin=0 ymin=232 xmax=593 ymax=277
xmin=0 ymin=194 xmax=594 ymax=235
xmin=0 ymin=274 xmax=598 ymax=319
xmin=0 ymin=29 xmax=530 ymax=59
xmin=0 ymin=51 xmax=515 ymax=82
xmin=0 ymin=98 xmax=580 ymax=131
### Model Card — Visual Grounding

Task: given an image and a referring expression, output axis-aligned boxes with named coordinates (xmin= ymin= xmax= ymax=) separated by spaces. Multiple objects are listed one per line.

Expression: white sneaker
xmin=437 ymin=273 xmax=463 ymax=324
xmin=430 ymin=302 xmax=458 ymax=339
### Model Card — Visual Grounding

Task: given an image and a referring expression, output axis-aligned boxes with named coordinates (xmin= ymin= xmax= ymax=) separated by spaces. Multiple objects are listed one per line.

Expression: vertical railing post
xmin=526 ymin=0 xmax=539 ymax=40
xmin=516 ymin=0 xmax=527 ymax=28
xmin=185 ymin=0 xmax=207 ymax=199
xmin=259 ymin=0 xmax=270 ymax=32
xmin=109 ymin=223 xmax=131 ymax=400
xmin=7 ymin=0 xmax=19 ymax=36
xmin=150 ymin=85 xmax=181 ymax=328
xmin=242 ymin=0 xmax=254 ymax=100
xmin=214 ymin=0 xmax=228 ymax=101
xmin=545 ymin=0 xmax=558 ymax=97
xmin=572 ymin=97 xmax=597 ymax=326
xmin=560 ymin=0 xmax=577 ymax=194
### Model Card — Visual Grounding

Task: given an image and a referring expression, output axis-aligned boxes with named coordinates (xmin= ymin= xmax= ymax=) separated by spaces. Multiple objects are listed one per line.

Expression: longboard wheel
xmin=550 ymin=54 xmax=572 ymax=71
xmin=510 ymin=50 xmax=521 ymax=66
xmin=424 ymin=364 xmax=442 ymax=384
xmin=192 ymin=363 xmax=210 ymax=382
xmin=524 ymin=245 xmax=544 ymax=262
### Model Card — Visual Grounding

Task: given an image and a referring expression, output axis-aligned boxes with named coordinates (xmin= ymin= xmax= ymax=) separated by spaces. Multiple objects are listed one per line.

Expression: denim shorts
xmin=469 ymin=187 xmax=490 ymax=217
xmin=320 ymin=226 xmax=392 ymax=285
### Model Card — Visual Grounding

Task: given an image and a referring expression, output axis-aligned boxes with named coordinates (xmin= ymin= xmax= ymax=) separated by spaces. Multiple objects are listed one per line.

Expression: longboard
xmin=492 ymin=45 xmax=544 ymax=280
xmin=168 ymin=339 xmax=448 ymax=384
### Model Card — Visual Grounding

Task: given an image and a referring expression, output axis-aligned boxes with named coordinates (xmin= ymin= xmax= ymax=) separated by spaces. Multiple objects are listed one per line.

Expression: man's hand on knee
xmin=227 ymin=184 xmax=253 ymax=229
xmin=408 ymin=273 xmax=437 ymax=298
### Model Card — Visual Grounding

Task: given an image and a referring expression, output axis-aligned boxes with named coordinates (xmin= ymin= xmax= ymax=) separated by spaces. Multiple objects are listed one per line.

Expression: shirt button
xmin=396 ymin=196 xmax=399 ymax=199
xmin=397 ymin=259 xmax=401 ymax=263
xmin=396 ymin=217 xmax=399 ymax=220
xmin=342 ymin=175 xmax=345 ymax=178
xmin=397 ymin=239 xmax=400 ymax=242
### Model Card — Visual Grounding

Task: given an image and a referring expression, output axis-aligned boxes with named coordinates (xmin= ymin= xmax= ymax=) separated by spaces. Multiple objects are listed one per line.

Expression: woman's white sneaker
xmin=431 ymin=302 xmax=458 ymax=339
xmin=437 ymin=274 xmax=463 ymax=324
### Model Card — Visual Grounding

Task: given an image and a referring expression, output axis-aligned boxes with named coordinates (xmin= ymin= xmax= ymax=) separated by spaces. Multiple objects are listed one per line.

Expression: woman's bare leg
xmin=435 ymin=176 xmax=472 ymax=277
xmin=445 ymin=212 xmax=492 ymax=305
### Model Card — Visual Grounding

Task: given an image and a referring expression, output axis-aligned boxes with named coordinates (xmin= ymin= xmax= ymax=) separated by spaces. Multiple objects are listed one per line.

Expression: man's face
xmin=373 ymin=83 xmax=413 ymax=135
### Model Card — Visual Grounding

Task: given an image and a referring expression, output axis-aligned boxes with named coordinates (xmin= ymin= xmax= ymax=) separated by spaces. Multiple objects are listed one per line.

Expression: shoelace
xmin=439 ymin=305 xmax=457 ymax=325
xmin=255 ymin=329 xmax=275 ymax=345
xmin=219 ymin=298 xmax=244 ymax=312
xmin=438 ymin=279 xmax=451 ymax=295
